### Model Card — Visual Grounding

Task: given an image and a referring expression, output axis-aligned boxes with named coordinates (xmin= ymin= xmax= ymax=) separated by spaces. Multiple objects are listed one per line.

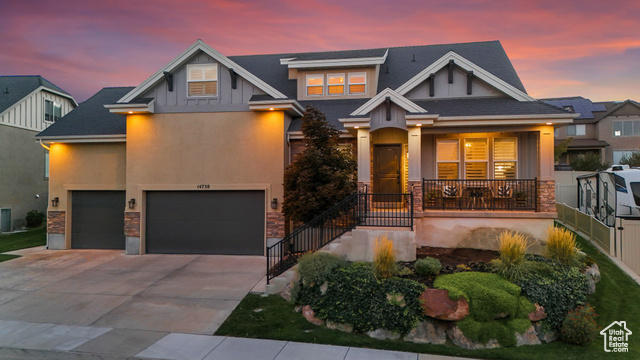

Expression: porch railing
xmin=267 ymin=192 xmax=413 ymax=283
xmin=422 ymin=178 xmax=538 ymax=211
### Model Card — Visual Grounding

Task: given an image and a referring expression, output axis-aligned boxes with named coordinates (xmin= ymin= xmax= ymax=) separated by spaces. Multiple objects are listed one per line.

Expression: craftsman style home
xmin=0 ymin=76 xmax=76 ymax=232
xmin=37 ymin=40 xmax=574 ymax=256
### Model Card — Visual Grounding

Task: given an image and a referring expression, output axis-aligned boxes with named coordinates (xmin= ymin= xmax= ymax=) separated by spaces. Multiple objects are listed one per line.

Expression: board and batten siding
xmin=142 ymin=51 xmax=266 ymax=113
xmin=405 ymin=66 xmax=502 ymax=100
xmin=0 ymin=90 xmax=74 ymax=132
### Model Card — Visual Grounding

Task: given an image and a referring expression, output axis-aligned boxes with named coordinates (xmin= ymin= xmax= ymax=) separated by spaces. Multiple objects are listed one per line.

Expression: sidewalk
xmin=0 ymin=320 xmax=476 ymax=360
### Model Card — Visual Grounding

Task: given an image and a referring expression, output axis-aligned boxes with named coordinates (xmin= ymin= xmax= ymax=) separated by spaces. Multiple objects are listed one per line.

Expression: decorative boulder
xmin=446 ymin=325 xmax=500 ymax=350
xmin=367 ymin=329 xmax=400 ymax=340
xmin=419 ymin=289 xmax=469 ymax=321
xmin=516 ymin=326 xmax=541 ymax=346
xmin=302 ymin=305 xmax=324 ymax=326
xmin=326 ymin=320 xmax=353 ymax=333
xmin=528 ymin=303 xmax=547 ymax=322
xmin=585 ymin=263 xmax=601 ymax=283
xmin=533 ymin=321 xmax=558 ymax=343
xmin=403 ymin=320 xmax=447 ymax=345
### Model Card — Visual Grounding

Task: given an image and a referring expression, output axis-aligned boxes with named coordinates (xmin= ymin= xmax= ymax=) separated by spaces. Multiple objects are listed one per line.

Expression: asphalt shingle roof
xmin=412 ymin=97 xmax=569 ymax=117
xmin=37 ymin=87 xmax=133 ymax=137
xmin=285 ymin=48 xmax=388 ymax=61
xmin=540 ymin=97 xmax=607 ymax=121
xmin=290 ymin=99 xmax=370 ymax=132
xmin=0 ymin=75 xmax=72 ymax=114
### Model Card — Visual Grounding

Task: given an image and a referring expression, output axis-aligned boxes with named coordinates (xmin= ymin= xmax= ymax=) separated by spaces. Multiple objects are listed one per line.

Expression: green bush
xmin=415 ymin=257 xmax=441 ymax=276
xmin=434 ymin=272 xmax=534 ymax=347
xmin=25 ymin=210 xmax=45 ymax=228
xmin=516 ymin=262 xmax=589 ymax=330
xmin=570 ymin=152 xmax=609 ymax=171
xmin=296 ymin=252 xmax=347 ymax=286
xmin=561 ymin=304 xmax=599 ymax=345
xmin=314 ymin=262 xmax=425 ymax=334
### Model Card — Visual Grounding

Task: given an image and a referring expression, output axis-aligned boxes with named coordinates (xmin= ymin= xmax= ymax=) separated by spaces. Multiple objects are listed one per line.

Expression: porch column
xmin=408 ymin=127 xmax=423 ymax=214
xmin=538 ymin=126 xmax=556 ymax=212
xmin=357 ymin=128 xmax=371 ymax=192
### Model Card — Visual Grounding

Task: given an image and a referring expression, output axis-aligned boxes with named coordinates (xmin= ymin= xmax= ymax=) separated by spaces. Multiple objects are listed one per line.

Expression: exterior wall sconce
xmin=128 ymin=198 xmax=136 ymax=209
xmin=271 ymin=198 xmax=278 ymax=209
xmin=51 ymin=197 xmax=59 ymax=207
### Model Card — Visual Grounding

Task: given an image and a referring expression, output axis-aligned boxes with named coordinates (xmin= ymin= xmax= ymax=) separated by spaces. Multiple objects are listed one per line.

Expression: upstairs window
xmin=187 ymin=64 xmax=218 ymax=97
xmin=613 ymin=120 xmax=640 ymax=137
xmin=44 ymin=100 xmax=61 ymax=122
xmin=306 ymin=74 xmax=324 ymax=96
xmin=348 ymin=72 xmax=366 ymax=95
xmin=566 ymin=124 xmax=585 ymax=136
xmin=327 ymin=73 xmax=345 ymax=95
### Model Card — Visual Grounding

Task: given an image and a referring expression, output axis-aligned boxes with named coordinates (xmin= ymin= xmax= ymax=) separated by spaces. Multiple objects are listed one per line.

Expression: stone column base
xmin=267 ymin=211 xmax=285 ymax=246
xmin=47 ymin=211 xmax=66 ymax=250
xmin=124 ymin=212 xmax=141 ymax=255
xmin=538 ymin=180 xmax=556 ymax=213
xmin=408 ymin=180 xmax=423 ymax=215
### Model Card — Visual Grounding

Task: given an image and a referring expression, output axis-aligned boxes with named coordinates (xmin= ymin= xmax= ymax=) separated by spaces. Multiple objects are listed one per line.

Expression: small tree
xmin=620 ymin=152 xmax=640 ymax=167
xmin=554 ymin=137 xmax=573 ymax=163
xmin=570 ymin=152 xmax=609 ymax=171
xmin=283 ymin=106 xmax=357 ymax=223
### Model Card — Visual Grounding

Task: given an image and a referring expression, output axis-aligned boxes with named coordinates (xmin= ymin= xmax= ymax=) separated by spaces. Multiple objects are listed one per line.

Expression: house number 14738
xmin=196 ymin=184 xmax=210 ymax=189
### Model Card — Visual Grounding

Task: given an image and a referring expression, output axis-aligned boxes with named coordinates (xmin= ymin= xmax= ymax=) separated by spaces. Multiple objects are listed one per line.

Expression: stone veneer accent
xmin=408 ymin=180 xmax=423 ymax=215
xmin=538 ymin=180 xmax=556 ymax=213
xmin=267 ymin=211 xmax=285 ymax=238
xmin=124 ymin=212 xmax=141 ymax=237
xmin=47 ymin=211 xmax=65 ymax=234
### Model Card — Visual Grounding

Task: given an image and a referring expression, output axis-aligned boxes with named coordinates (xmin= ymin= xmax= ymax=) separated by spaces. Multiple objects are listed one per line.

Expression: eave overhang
xmin=249 ymin=99 xmax=304 ymax=117
xmin=36 ymin=134 xmax=126 ymax=143
xmin=280 ymin=49 xmax=388 ymax=69
xmin=104 ymin=100 xmax=155 ymax=114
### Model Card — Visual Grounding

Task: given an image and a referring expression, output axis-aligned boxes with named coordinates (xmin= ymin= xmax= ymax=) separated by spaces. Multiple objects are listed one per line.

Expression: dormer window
xmin=348 ymin=72 xmax=366 ymax=95
xmin=187 ymin=64 xmax=218 ymax=97
xmin=306 ymin=74 xmax=324 ymax=96
xmin=327 ymin=74 xmax=345 ymax=95
xmin=44 ymin=100 xmax=61 ymax=122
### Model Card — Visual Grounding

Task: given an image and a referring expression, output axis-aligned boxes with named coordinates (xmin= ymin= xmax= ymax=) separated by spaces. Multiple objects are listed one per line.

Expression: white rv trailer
xmin=577 ymin=165 xmax=640 ymax=226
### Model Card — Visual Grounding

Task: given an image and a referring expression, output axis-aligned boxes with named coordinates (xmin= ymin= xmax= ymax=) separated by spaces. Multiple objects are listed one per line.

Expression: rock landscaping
xmin=284 ymin=226 xmax=598 ymax=349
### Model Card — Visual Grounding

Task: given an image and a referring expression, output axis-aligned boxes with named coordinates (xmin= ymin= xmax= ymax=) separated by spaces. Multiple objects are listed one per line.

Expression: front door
xmin=373 ymin=145 xmax=401 ymax=194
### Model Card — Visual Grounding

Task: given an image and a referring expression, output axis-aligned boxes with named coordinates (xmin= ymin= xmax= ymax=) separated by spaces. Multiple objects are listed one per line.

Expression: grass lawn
xmin=0 ymin=227 xmax=46 ymax=262
xmin=216 ymin=226 xmax=640 ymax=359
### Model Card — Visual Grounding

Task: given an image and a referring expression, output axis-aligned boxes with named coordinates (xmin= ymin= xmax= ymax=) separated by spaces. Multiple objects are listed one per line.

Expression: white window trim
xmin=186 ymin=64 xmax=219 ymax=98
xmin=463 ymin=138 xmax=489 ymax=179
xmin=44 ymin=99 xmax=61 ymax=123
xmin=612 ymin=120 xmax=639 ymax=137
xmin=493 ymin=137 xmax=518 ymax=179
xmin=306 ymin=74 xmax=324 ymax=96
xmin=348 ymin=72 xmax=367 ymax=95
xmin=436 ymin=139 xmax=460 ymax=179
xmin=327 ymin=73 xmax=345 ymax=96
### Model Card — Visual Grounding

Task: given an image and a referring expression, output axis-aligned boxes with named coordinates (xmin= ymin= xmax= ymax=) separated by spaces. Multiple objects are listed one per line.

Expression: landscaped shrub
xmin=296 ymin=252 xmax=347 ymax=285
xmin=492 ymin=230 xmax=532 ymax=281
xmin=434 ymin=272 xmax=535 ymax=347
xmin=314 ymin=262 xmax=425 ymax=334
xmin=561 ymin=304 xmax=600 ymax=345
xmin=373 ymin=235 xmax=397 ymax=279
xmin=545 ymin=226 xmax=582 ymax=266
xmin=516 ymin=262 xmax=589 ymax=330
xmin=25 ymin=210 xmax=45 ymax=228
xmin=415 ymin=257 xmax=441 ymax=276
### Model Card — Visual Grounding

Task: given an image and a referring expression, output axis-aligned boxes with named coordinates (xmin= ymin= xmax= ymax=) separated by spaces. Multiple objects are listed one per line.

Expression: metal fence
xmin=266 ymin=192 xmax=413 ymax=283
xmin=423 ymin=178 xmax=538 ymax=211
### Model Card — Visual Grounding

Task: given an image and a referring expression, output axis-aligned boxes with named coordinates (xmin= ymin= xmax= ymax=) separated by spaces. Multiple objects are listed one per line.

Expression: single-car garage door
xmin=145 ymin=191 xmax=265 ymax=255
xmin=72 ymin=191 xmax=126 ymax=249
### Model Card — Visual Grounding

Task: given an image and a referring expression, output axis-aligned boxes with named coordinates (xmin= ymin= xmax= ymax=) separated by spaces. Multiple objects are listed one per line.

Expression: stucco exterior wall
xmin=125 ymin=111 xmax=288 ymax=253
xmin=596 ymin=108 xmax=640 ymax=163
xmin=0 ymin=125 xmax=49 ymax=230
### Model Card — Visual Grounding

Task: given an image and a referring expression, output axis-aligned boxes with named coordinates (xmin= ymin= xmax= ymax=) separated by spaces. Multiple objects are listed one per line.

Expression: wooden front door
xmin=373 ymin=145 xmax=401 ymax=194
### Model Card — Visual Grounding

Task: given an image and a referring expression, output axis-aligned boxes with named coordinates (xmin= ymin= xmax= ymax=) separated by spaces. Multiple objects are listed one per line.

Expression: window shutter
xmin=494 ymin=138 xmax=516 ymax=161
xmin=437 ymin=140 xmax=459 ymax=161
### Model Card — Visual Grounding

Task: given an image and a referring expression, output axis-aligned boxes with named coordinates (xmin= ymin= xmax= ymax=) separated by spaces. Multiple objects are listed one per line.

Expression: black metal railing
xmin=266 ymin=192 xmax=413 ymax=283
xmin=422 ymin=178 xmax=538 ymax=211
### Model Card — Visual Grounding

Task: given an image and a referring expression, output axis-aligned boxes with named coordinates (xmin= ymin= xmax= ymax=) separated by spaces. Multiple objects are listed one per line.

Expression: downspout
xmin=39 ymin=139 xmax=50 ymax=151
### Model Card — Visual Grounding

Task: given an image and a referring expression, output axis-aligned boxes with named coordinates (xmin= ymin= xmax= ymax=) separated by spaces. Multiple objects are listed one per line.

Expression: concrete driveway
xmin=0 ymin=247 xmax=266 ymax=335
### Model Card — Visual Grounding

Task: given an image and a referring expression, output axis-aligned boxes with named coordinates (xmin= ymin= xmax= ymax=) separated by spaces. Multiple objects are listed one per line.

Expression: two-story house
xmin=544 ymin=97 xmax=640 ymax=167
xmin=0 ymin=76 xmax=76 ymax=232
xmin=37 ymin=40 xmax=574 ymax=256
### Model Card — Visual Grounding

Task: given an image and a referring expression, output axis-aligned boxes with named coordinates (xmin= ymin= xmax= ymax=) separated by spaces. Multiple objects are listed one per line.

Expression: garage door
xmin=71 ymin=191 xmax=126 ymax=249
xmin=145 ymin=191 xmax=265 ymax=255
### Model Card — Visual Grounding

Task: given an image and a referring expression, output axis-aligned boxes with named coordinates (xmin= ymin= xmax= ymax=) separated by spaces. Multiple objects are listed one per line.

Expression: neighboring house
xmin=0 ymin=76 xmax=76 ymax=232
xmin=37 ymin=40 xmax=574 ymax=255
xmin=543 ymin=97 xmax=640 ymax=167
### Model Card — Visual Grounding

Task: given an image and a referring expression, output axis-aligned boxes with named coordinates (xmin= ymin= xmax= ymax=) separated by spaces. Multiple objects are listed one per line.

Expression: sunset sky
xmin=1 ymin=0 xmax=638 ymax=103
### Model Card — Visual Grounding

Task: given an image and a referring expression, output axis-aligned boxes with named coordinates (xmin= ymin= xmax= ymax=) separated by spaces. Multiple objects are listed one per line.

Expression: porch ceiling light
xmin=546 ymin=122 xmax=553 ymax=125
xmin=269 ymin=107 xmax=274 ymax=111
xmin=416 ymin=123 xmax=422 ymax=127
xmin=354 ymin=126 xmax=360 ymax=129
xmin=128 ymin=111 xmax=133 ymax=114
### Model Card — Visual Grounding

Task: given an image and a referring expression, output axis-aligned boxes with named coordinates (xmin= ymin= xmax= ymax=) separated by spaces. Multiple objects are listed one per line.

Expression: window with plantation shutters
xmin=464 ymin=138 xmax=488 ymax=179
xmin=494 ymin=138 xmax=517 ymax=179
xmin=437 ymin=139 xmax=459 ymax=179
xmin=187 ymin=64 xmax=218 ymax=97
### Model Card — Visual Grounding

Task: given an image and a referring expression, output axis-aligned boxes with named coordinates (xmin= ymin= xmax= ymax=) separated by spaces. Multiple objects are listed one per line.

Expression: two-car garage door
xmin=71 ymin=190 xmax=265 ymax=255
xmin=145 ymin=191 xmax=265 ymax=255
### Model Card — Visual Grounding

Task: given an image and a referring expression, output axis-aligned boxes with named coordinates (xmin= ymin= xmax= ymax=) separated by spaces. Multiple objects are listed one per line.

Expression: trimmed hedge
xmin=415 ymin=257 xmax=441 ymax=277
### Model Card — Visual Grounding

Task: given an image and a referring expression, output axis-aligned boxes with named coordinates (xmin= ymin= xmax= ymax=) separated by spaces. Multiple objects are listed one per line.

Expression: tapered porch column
xmin=357 ymin=128 xmax=371 ymax=192
xmin=538 ymin=125 xmax=556 ymax=212
xmin=408 ymin=127 xmax=423 ymax=214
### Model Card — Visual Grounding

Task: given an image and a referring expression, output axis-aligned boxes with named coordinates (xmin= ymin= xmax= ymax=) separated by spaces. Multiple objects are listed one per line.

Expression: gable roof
xmin=0 ymin=75 xmax=76 ymax=115
xmin=37 ymin=87 xmax=132 ymax=139
xmin=350 ymin=88 xmax=427 ymax=116
xmin=118 ymin=40 xmax=287 ymax=103
xmin=593 ymin=100 xmax=640 ymax=120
